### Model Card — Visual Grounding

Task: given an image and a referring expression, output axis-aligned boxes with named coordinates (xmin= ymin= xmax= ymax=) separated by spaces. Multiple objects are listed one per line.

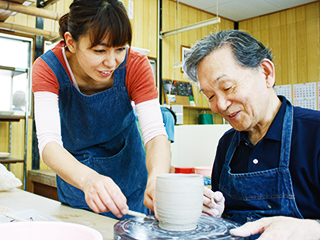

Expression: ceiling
xmin=179 ymin=0 xmax=317 ymax=21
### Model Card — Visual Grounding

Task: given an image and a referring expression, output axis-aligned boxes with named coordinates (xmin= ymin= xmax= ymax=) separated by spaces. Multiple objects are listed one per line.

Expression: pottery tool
xmin=114 ymin=215 xmax=242 ymax=239
xmin=127 ymin=210 xmax=147 ymax=218
xmin=2 ymin=212 xmax=28 ymax=222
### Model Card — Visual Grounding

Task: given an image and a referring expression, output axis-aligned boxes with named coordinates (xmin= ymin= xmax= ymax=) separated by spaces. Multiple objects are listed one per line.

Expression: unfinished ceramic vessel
xmin=156 ymin=173 xmax=204 ymax=231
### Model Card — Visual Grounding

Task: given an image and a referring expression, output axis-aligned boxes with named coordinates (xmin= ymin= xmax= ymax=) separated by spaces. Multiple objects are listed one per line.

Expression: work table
xmin=0 ymin=189 xmax=118 ymax=239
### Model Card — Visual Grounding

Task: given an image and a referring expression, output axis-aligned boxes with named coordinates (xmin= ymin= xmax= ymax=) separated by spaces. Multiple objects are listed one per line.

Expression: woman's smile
xmin=99 ymin=70 xmax=113 ymax=77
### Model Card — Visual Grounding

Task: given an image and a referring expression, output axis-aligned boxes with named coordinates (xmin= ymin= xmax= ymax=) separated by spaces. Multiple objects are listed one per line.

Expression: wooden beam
xmin=0 ymin=0 xmax=62 ymax=20
xmin=0 ymin=0 xmax=30 ymax=22
xmin=0 ymin=8 xmax=12 ymax=21
xmin=0 ymin=21 xmax=59 ymax=38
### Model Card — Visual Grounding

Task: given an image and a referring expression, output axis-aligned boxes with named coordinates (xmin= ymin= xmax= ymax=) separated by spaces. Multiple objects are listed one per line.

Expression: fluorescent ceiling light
xmin=161 ymin=17 xmax=220 ymax=38
xmin=23 ymin=1 xmax=34 ymax=6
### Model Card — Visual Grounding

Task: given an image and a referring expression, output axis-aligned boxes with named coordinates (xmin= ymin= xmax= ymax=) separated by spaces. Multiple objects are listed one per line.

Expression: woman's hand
xmin=42 ymin=142 xmax=129 ymax=218
xmin=143 ymin=174 xmax=157 ymax=213
xmin=144 ymin=135 xmax=172 ymax=215
xmin=82 ymin=172 xmax=128 ymax=218
xmin=230 ymin=216 xmax=320 ymax=239
xmin=202 ymin=187 xmax=225 ymax=217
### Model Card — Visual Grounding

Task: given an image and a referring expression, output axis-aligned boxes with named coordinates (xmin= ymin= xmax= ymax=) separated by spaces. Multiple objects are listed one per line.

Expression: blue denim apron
xmin=219 ymin=101 xmax=303 ymax=237
xmin=40 ymin=50 xmax=149 ymax=219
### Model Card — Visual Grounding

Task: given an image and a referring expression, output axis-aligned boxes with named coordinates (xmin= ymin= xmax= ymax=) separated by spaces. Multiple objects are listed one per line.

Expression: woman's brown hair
xmin=59 ymin=0 xmax=132 ymax=48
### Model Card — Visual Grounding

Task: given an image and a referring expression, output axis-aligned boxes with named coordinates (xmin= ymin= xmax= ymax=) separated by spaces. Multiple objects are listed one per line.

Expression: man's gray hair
xmin=182 ymin=30 xmax=274 ymax=82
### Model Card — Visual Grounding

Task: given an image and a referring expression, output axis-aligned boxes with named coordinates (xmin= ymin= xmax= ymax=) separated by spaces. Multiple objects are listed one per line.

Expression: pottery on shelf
xmin=156 ymin=173 xmax=204 ymax=231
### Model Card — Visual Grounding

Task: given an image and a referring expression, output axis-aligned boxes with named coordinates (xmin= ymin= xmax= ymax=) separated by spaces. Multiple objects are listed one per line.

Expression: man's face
xmin=197 ymin=45 xmax=271 ymax=132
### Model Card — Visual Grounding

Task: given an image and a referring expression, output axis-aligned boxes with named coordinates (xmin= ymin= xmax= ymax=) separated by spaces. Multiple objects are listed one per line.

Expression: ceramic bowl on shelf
xmin=0 ymin=152 xmax=10 ymax=159
xmin=0 ymin=110 xmax=15 ymax=116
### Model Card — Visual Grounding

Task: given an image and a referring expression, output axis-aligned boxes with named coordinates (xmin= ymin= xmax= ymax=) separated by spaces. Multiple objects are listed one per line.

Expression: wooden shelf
xmin=183 ymin=106 xmax=211 ymax=110
xmin=0 ymin=64 xmax=30 ymax=191
xmin=0 ymin=157 xmax=24 ymax=164
xmin=0 ymin=65 xmax=28 ymax=76
xmin=28 ymin=169 xmax=58 ymax=201
xmin=166 ymin=105 xmax=211 ymax=110
xmin=0 ymin=115 xmax=24 ymax=121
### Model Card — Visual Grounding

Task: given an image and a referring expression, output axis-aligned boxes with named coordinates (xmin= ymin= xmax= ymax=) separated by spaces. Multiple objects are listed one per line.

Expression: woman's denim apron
xmin=219 ymin=101 xmax=303 ymax=238
xmin=41 ymin=50 xmax=149 ymax=219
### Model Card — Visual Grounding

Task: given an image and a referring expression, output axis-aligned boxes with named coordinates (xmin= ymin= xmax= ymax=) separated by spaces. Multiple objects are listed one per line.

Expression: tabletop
xmin=0 ymin=189 xmax=118 ymax=240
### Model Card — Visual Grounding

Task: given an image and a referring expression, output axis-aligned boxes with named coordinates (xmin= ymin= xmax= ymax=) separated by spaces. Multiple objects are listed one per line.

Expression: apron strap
xmin=40 ymin=50 xmax=73 ymax=87
xmin=279 ymin=102 xmax=293 ymax=168
xmin=225 ymin=131 xmax=239 ymax=166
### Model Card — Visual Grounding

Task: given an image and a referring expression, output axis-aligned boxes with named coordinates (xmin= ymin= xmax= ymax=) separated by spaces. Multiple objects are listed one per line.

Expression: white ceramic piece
xmin=0 ymin=163 xmax=22 ymax=191
xmin=0 ymin=221 xmax=103 ymax=240
xmin=0 ymin=152 xmax=10 ymax=158
xmin=0 ymin=110 xmax=14 ymax=116
xmin=156 ymin=173 xmax=204 ymax=231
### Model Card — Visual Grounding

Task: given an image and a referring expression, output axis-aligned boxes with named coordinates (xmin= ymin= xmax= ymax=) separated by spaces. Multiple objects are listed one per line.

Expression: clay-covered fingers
xmin=212 ymin=191 xmax=225 ymax=217
xmin=84 ymin=175 xmax=128 ymax=218
xmin=202 ymin=187 xmax=213 ymax=215
xmin=202 ymin=187 xmax=225 ymax=217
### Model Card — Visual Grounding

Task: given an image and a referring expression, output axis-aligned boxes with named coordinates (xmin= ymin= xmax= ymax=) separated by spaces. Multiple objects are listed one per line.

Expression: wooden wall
xmin=37 ymin=0 xmax=158 ymax=58
xmin=238 ymin=1 xmax=320 ymax=86
xmin=162 ymin=0 xmax=234 ymax=124
xmin=0 ymin=0 xmax=319 ymax=185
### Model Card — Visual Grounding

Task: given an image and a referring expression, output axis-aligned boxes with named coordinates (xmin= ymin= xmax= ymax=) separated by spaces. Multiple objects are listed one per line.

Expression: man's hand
xmin=202 ymin=187 xmax=225 ymax=217
xmin=230 ymin=216 xmax=320 ymax=239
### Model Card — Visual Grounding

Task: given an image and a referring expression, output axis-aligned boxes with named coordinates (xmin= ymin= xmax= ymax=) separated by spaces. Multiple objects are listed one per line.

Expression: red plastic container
xmin=174 ymin=167 xmax=195 ymax=174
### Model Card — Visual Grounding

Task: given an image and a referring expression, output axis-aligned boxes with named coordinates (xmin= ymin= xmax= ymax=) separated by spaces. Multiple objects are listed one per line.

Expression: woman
xmin=32 ymin=0 xmax=171 ymax=219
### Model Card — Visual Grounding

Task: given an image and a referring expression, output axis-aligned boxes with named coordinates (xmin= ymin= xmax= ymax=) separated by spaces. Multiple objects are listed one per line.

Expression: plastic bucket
xmin=198 ymin=114 xmax=213 ymax=124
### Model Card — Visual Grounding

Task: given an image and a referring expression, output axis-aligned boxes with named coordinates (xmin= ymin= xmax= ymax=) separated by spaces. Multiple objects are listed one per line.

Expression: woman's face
xmin=67 ymin=33 xmax=127 ymax=84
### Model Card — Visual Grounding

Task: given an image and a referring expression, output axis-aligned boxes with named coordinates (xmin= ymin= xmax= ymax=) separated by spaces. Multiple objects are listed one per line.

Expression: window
xmin=0 ymin=34 xmax=33 ymax=115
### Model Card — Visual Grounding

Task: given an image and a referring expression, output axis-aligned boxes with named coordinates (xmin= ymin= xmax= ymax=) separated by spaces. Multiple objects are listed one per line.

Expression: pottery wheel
xmin=113 ymin=215 xmax=242 ymax=239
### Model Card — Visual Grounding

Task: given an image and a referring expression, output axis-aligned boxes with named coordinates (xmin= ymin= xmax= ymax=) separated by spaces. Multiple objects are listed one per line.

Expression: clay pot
xmin=156 ymin=173 xmax=204 ymax=231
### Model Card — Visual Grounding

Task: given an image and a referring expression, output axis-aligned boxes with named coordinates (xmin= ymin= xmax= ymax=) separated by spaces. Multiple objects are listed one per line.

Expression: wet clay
xmin=156 ymin=173 xmax=204 ymax=231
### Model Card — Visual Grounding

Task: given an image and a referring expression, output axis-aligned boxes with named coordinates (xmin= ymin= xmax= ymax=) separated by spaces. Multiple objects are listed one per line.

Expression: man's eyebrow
xmin=199 ymin=74 xmax=226 ymax=93
xmin=216 ymin=74 xmax=226 ymax=82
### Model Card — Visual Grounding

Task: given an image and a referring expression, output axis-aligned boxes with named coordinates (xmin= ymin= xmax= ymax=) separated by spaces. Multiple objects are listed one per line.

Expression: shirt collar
xmin=239 ymin=95 xmax=288 ymax=143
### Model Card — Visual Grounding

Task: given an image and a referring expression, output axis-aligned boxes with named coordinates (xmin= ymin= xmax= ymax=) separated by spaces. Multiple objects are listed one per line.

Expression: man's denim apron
xmin=41 ymin=50 xmax=149 ymax=219
xmin=219 ymin=101 xmax=303 ymax=238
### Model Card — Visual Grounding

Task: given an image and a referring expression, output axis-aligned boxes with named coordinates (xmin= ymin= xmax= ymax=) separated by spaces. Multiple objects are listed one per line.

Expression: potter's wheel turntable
xmin=114 ymin=215 xmax=242 ymax=239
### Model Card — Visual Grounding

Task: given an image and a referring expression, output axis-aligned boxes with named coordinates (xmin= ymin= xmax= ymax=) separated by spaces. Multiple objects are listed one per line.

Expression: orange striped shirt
xmin=32 ymin=41 xmax=158 ymax=105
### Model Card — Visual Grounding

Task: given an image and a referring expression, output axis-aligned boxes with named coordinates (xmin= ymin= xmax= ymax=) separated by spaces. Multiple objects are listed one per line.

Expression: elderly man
xmin=183 ymin=30 xmax=320 ymax=239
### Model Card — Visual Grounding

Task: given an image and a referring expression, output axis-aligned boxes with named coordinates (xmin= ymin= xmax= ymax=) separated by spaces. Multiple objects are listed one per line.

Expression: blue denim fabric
xmin=160 ymin=107 xmax=175 ymax=142
xmin=219 ymin=101 xmax=303 ymax=239
xmin=41 ymin=50 xmax=149 ymax=219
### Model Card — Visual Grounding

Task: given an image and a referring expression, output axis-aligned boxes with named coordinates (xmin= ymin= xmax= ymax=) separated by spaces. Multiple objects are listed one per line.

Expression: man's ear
xmin=64 ymin=32 xmax=76 ymax=53
xmin=260 ymin=58 xmax=275 ymax=88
